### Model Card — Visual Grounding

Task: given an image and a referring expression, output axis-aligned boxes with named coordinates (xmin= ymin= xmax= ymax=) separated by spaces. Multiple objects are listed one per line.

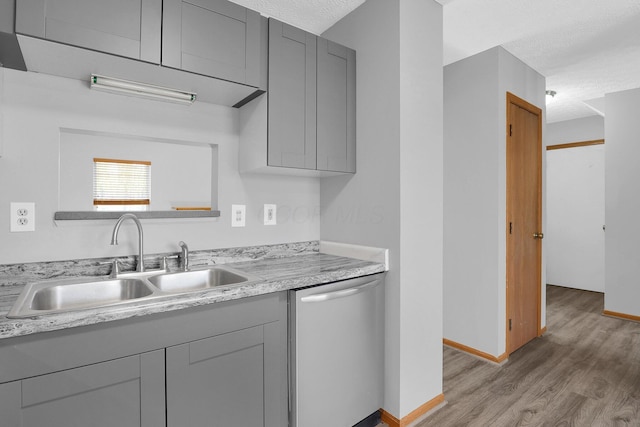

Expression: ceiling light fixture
xmin=545 ymin=90 xmax=557 ymax=98
xmin=90 ymin=74 xmax=196 ymax=105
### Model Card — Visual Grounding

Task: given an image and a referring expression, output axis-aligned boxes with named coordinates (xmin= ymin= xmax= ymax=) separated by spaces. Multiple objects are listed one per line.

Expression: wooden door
xmin=506 ymin=92 xmax=543 ymax=354
xmin=317 ymin=37 xmax=356 ymax=173
xmin=268 ymin=18 xmax=317 ymax=170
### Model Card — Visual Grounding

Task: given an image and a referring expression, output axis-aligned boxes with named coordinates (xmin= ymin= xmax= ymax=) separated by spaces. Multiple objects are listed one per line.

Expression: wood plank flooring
xmin=416 ymin=285 xmax=640 ymax=426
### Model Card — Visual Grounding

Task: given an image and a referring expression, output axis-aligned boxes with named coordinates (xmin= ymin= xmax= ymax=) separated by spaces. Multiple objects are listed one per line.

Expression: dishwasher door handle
xmin=300 ymin=278 xmax=381 ymax=303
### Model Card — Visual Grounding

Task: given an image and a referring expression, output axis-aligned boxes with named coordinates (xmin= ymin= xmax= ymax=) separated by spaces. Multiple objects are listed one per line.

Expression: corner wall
xmin=443 ymin=47 xmax=546 ymax=357
xmin=320 ymin=0 xmax=443 ymax=420
xmin=605 ymin=87 xmax=640 ymax=316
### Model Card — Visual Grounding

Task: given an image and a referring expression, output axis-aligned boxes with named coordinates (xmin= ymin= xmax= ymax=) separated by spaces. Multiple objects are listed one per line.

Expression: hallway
xmin=419 ymin=285 xmax=640 ymax=426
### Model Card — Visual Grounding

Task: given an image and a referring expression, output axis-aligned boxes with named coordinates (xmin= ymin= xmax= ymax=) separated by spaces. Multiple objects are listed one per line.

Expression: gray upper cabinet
xmin=240 ymin=18 xmax=356 ymax=175
xmin=0 ymin=350 xmax=166 ymax=427
xmin=268 ymin=19 xmax=317 ymax=170
xmin=317 ymin=38 xmax=356 ymax=173
xmin=162 ymin=0 xmax=263 ymax=88
xmin=15 ymin=0 xmax=162 ymax=63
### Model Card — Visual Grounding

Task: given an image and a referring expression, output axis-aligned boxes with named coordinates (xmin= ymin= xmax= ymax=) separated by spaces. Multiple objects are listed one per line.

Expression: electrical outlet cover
xmin=231 ymin=204 xmax=246 ymax=227
xmin=264 ymin=204 xmax=277 ymax=225
xmin=11 ymin=202 xmax=35 ymax=232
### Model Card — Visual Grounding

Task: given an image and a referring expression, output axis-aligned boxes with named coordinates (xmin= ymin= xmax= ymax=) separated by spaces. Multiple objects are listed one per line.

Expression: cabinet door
xmin=166 ymin=323 xmax=284 ymax=427
xmin=0 ymin=350 xmax=165 ymax=427
xmin=162 ymin=0 xmax=262 ymax=87
xmin=317 ymin=38 xmax=357 ymax=173
xmin=268 ymin=19 xmax=317 ymax=170
xmin=16 ymin=0 xmax=161 ymax=63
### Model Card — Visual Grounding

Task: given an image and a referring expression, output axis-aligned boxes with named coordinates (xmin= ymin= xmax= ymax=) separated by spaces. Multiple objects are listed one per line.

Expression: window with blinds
xmin=93 ymin=158 xmax=151 ymax=211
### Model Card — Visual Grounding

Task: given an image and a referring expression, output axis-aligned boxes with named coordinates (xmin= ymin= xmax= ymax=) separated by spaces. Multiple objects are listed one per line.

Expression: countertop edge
xmin=0 ymin=254 xmax=385 ymax=341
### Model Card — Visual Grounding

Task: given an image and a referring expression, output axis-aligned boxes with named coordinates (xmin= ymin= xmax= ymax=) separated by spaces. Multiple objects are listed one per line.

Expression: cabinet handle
xmin=533 ymin=232 xmax=544 ymax=239
xmin=300 ymin=279 xmax=381 ymax=303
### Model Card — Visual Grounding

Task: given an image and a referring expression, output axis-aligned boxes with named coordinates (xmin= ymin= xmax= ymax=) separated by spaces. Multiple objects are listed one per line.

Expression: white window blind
xmin=93 ymin=158 xmax=151 ymax=206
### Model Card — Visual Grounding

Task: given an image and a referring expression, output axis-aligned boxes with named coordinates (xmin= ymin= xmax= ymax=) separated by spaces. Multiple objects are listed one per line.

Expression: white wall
xmin=321 ymin=0 xmax=443 ymax=419
xmin=443 ymin=46 xmax=546 ymax=358
xmin=0 ymin=68 xmax=320 ymax=264
xmin=546 ymin=145 xmax=605 ymax=292
xmin=444 ymin=47 xmax=500 ymax=356
xmin=546 ymin=116 xmax=605 ymax=293
xmin=546 ymin=116 xmax=604 ymax=146
xmin=605 ymin=87 xmax=640 ymax=316
xmin=59 ymin=130 xmax=213 ymax=211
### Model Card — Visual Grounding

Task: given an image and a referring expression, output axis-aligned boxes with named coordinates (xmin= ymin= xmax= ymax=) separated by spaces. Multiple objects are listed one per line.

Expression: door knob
xmin=533 ymin=232 xmax=544 ymax=239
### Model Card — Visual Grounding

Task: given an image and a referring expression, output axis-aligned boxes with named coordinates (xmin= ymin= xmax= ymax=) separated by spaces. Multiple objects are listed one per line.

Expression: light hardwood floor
xmin=416 ymin=285 xmax=640 ymax=426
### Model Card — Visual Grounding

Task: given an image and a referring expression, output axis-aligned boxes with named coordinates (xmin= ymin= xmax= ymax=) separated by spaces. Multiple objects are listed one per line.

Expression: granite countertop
xmin=0 ymin=252 xmax=386 ymax=341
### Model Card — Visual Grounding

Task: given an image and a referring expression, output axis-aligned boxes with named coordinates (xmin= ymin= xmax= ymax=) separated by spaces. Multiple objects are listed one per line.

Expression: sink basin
xmin=148 ymin=267 xmax=250 ymax=292
xmin=7 ymin=278 xmax=154 ymax=318
xmin=6 ymin=266 xmax=259 ymax=318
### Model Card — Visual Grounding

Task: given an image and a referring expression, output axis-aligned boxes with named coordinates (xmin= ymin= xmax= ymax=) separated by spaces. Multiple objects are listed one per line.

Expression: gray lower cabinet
xmin=167 ymin=322 xmax=283 ymax=426
xmin=15 ymin=0 xmax=162 ymax=63
xmin=0 ymin=293 xmax=287 ymax=427
xmin=162 ymin=0 xmax=263 ymax=88
xmin=0 ymin=350 xmax=166 ymax=427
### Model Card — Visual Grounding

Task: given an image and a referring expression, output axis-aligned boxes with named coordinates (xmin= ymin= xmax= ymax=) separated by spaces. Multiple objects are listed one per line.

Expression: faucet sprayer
xmin=111 ymin=213 xmax=145 ymax=272
xmin=179 ymin=241 xmax=189 ymax=271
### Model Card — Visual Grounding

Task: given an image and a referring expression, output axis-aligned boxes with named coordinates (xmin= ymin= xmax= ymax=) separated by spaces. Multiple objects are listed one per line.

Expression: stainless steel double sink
xmin=7 ymin=266 xmax=258 ymax=318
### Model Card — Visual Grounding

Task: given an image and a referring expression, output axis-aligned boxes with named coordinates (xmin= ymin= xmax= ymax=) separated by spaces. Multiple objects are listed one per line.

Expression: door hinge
xmin=509 ymin=124 xmax=512 ymax=136
xmin=509 ymin=319 xmax=512 ymax=331
xmin=509 ymin=222 xmax=513 ymax=234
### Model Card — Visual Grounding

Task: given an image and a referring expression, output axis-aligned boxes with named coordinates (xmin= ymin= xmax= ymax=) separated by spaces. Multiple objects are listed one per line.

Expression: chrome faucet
xmin=178 ymin=241 xmax=189 ymax=271
xmin=110 ymin=213 xmax=145 ymax=272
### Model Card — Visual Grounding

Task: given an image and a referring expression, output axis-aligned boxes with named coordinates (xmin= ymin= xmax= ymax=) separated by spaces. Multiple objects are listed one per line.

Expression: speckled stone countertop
xmin=0 ymin=242 xmax=385 ymax=341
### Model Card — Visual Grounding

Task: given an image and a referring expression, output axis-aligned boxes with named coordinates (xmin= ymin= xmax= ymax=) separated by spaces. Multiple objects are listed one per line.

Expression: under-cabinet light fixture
xmin=90 ymin=74 xmax=196 ymax=105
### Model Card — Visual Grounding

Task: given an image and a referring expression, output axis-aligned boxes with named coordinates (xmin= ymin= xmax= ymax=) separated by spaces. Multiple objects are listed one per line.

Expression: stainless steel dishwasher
xmin=289 ymin=273 xmax=385 ymax=427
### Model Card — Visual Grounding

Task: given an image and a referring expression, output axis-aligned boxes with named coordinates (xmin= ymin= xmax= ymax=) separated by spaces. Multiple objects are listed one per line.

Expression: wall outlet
xmin=264 ymin=204 xmax=277 ymax=225
xmin=11 ymin=202 xmax=35 ymax=232
xmin=231 ymin=204 xmax=246 ymax=227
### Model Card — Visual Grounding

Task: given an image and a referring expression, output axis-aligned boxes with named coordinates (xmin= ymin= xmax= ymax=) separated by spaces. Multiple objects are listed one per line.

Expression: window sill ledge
xmin=54 ymin=211 xmax=221 ymax=220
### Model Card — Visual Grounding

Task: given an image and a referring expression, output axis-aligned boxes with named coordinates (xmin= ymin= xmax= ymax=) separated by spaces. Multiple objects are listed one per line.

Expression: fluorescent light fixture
xmin=90 ymin=74 xmax=196 ymax=105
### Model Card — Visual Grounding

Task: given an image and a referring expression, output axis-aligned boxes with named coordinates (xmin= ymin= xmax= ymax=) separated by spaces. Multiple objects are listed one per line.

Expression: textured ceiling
xmin=442 ymin=0 xmax=640 ymax=123
xmin=231 ymin=0 xmax=366 ymax=34
xmin=236 ymin=0 xmax=640 ymax=124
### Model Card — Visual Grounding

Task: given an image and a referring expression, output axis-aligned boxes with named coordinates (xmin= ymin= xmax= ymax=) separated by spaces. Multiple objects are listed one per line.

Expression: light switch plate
xmin=231 ymin=204 xmax=246 ymax=227
xmin=264 ymin=204 xmax=276 ymax=225
xmin=11 ymin=202 xmax=35 ymax=232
